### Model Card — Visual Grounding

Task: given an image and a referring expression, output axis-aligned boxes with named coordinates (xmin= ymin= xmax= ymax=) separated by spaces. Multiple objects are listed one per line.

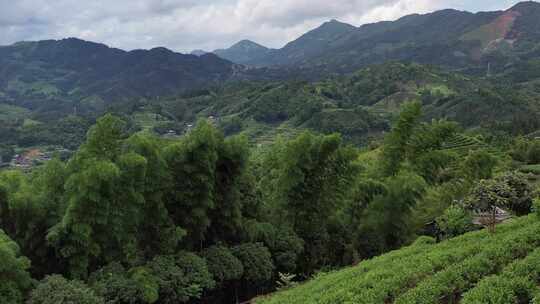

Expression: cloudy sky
xmin=0 ymin=0 xmax=522 ymax=53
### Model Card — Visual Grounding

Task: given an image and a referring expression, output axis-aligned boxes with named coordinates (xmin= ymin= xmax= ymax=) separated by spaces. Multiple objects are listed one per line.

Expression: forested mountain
xmin=213 ymin=40 xmax=274 ymax=65
xmin=215 ymin=1 xmax=540 ymax=76
xmin=0 ymin=38 xmax=238 ymax=114
xmin=4 ymin=61 xmax=540 ymax=152
xmin=217 ymin=19 xmax=357 ymax=67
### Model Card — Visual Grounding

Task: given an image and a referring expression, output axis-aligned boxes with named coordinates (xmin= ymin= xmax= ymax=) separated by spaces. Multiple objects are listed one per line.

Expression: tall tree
xmin=0 ymin=229 xmax=33 ymax=304
xmin=165 ymin=120 xmax=220 ymax=248
xmin=359 ymin=172 xmax=427 ymax=255
xmin=123 ymin=134 xmax=182 ymax=258
xmin=48 ymin=115 xmax=146 ymax=278
xmin=269 ymin=132 xmax=358 ymax=274
xmin=166 ymin=120 xmax=250 ymax=248
xmin=207 ymin=134 xmax=249 ymax=244
xmin=380 ymin=101 xmax=422 ymax=177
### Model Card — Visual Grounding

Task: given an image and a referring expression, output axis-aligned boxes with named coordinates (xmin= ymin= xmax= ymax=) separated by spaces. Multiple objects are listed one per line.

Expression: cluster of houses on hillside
xmin=161 ymin=116 xmax=217 ymax=139
xmin=8 ymin=148 xmax=71 ymax=171
xmin=10 ymin=149 xmax=51 ymax=170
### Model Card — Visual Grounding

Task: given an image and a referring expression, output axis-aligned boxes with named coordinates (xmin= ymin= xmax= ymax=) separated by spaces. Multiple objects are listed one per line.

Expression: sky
xmin=0 ymin=0 xmax=523 ymax=53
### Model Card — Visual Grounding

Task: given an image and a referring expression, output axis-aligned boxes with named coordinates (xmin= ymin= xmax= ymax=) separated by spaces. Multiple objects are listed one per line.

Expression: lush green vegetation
xmin=5 ymin=58 xmax=540 ymax=153
xmin=3 ymin=3 xmax=540 ymax=302
xmin=257 ymin=215 xmax=540 ymax=304
xmin=0 ymin=100 xmax=537 ymax=303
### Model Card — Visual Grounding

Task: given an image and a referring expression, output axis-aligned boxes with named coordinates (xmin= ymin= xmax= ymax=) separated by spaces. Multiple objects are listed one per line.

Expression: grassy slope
xmin=257 ymin=215 xmax=540 ymax=304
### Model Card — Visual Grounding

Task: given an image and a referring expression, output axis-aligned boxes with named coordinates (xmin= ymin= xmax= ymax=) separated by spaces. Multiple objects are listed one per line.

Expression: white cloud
xmin=0 ymin=0 xmax=523 ymax=53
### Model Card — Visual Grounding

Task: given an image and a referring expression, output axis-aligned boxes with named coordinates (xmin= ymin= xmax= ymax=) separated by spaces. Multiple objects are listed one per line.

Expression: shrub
xmin=148 ymin=252 xmax=215 ymax=303
xmin=256 ymin=215 xmax=536 ymax=304
xmin=511 ymin=137 xmax=530 ymax=162
xmin=436 ymin=204 xmax=474 ymax=239
xmin=498 ymin=171 xmax=533 ymax=215
xmin=248 ymin=225 xmax=304 ymax=274
xmin=461 ymin=248 xmax=540 ymax=304
xmin=461 ymin=149 xmax=497 ymax=180
xmin=129 ymin=267 xmax=160 ymax=304
xmin=219 ymin=116 xmax=243 ymax=136
xmin=412 ymin=236 xmax=436 ymax=246
xmin=464 ymin=171 xmax=533 ymax=217
xmin=232 ymin=243 xmax=275 ymax=285
xmin=204 ymin=246 xmax=244 ymax=284
xmin=527 ymin=140 xmax=540 ymax=164
xmin=0 ymin=229 xmax=32 ymax=304
xmin=534 ymin=198 xmax=540 ymax=219
xmin=394 ymin=222 xmax=540 ymax=304
xmin=89 ymin=263 xmax=159 ymax=304
xmin=28 ymin=275 xmax=104 ymax=304
xmin=0 ymin=144 xmax=14 ymax=163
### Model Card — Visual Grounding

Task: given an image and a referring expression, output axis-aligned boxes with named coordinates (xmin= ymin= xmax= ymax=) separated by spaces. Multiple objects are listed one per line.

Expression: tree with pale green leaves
xmin=28 ymin=275 xmax=104 ymax=304
xmin=148 ymin=252 xmax=215 ymax=303
xmin=380 ymin=101 xmax=422 ymax=177
xmin=48 ymin=115 xmax=149 ymax=278
xmin=0 ymin=229 xmax=32 ymax=304
xmin=123 ymin=134 xmax=182 ymax=258
xmin=165 ymin=120 xmax=250 ymax=248
xmin=358 ymin=172 xmax=427 ymax=255
xmin=165 ymin=120 xmax=220 ymax=248
xmin=264 ymin=131 xmax=359 ymax=274
xmin=461 ymin=149 xmax=497 ymax=181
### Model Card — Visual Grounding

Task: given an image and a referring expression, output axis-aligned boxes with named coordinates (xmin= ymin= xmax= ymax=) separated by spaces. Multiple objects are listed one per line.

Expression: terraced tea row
xmin=257 ymin=216 xmax=540 ymax=304
xmin=461 ymin=247 xmax=540 ymax=304
xmin=441 ymin=134 xmax=487 ymax=151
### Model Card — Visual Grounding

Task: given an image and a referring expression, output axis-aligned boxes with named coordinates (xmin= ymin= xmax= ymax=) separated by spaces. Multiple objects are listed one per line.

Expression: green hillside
xmin=5 ymin=60 xmax=540 ymax=151
xmin=152 ymin=62 xmax=540 ymax=146
xmin=257 ymin=215 xmax=540 ymax=304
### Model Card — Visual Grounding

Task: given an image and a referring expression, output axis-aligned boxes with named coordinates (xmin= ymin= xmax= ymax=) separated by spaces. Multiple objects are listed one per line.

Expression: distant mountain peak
xmin=278 ymin=19 xmax=356 ymax=53
xmin=55 ymin=37 xmax=110 ymax=49
xmin=318 ymin=19 xmax=356 ymax=31
xmin=325 ymin=18 xmax=345 ymax=25
xmin=149 ymin=46 xmax=173 ymax=53
xmin=510 ymin=0 xmax=540 ymax=11
xmin=230 ymin=40 xmax=269 ymax=50
xmin=213 ymin=40 xmax=272 ymax=65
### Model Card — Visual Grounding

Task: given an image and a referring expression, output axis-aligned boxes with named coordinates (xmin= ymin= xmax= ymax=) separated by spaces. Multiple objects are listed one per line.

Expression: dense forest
xmin=1 ymin=100 xmax=538 ymax=303
xmin=4 ymin=60 xmax=540 ymax=157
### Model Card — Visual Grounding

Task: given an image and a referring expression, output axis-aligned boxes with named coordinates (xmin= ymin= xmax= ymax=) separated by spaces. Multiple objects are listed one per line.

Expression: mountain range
xmin=212 ymin=1 xmax=540 ymax=75
xmin=1 ymin=1 xmax=540 ymax=133
xmin=0 ymin=38 xmax=242 ymax=118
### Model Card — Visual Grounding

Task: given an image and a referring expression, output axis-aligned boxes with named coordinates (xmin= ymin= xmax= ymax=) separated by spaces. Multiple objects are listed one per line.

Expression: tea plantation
xmin=257 ymin=215 xmax=540 ymax=304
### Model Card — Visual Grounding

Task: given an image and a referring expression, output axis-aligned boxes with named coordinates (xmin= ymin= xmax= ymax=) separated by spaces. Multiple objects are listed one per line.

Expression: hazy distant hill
xmin=258 ymin=19 xmax=357 ymax=67
xmin=220 ymin=1 xmax=540 ymax=75
xmin=213 ymin=40 xmax=274 ymax=65
xmin=0 ymin=38 xmax=237 ymax=114
xmin=190 ymin=49 xmax=208 ymax=56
